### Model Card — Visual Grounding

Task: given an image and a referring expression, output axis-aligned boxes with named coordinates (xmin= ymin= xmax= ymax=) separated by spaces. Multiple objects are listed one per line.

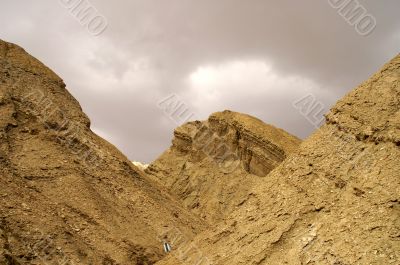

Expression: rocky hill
xmin=146 ymin=111 xmax=301 ymax=223
xmin=1 ymin=39 xmax=399 ymax=265
xmin=0 ymin=39 xmax=207 ymax=265
xmin=156 ymin=55 xmax=400 ymax=264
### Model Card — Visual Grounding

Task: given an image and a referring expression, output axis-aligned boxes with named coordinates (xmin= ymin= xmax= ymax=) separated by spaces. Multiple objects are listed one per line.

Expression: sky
xmin=1 ymin=0 xmax=399 ymax=163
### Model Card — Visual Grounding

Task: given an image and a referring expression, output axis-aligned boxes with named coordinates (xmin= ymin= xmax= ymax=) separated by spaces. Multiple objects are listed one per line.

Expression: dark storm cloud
xmin=1 ymin=0 xmax=399 ymax=162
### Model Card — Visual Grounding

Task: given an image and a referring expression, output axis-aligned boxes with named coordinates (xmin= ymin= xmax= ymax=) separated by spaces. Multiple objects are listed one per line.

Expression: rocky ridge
xmin=1 ymin=38 xmax=399 ymax=265
xmin=146 ymin=110 xmax=301 ymax=223
xmin=156 ymin=55 xmax=400 ymax=265
xmin=0 ymin=39 xmax=207 ymax=265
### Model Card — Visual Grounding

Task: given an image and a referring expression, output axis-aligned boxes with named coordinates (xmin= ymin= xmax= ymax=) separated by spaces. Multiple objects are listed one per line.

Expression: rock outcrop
xmin=157 ymin=55 xmax=400 ymax=264
xmin=1 ymin=38 xmax=399 ymax=265
xmin=132 ymin=161 xmax=149 ymax=171
xmin=0 ymin=39 xmax=207 ymax=265
xmin=146 ymin=111 xmax=301 ymax=223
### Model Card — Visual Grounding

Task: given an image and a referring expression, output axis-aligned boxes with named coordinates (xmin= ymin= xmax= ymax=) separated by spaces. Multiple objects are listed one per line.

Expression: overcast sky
xmin=1 ymin=0 xmax=399 ymax=163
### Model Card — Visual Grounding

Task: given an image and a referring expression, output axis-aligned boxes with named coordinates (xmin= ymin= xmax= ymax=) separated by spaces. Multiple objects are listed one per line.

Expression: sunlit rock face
xmin=132 ymin=161 xmax=149 ymax=170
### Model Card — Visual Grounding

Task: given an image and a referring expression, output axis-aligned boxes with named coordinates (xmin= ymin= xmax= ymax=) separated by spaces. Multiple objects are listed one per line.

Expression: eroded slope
xmin=146 ymin=111 xmax=301 ymax=224
xmin=0 ymin=40 xmax=206 ymax=265
xmin=157 ymin=55 xmax=400 ymax=265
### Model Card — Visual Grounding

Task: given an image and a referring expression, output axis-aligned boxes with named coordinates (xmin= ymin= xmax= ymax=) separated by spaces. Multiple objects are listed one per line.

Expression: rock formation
xmin=1 ymin=38 xmax=399 ymax=265
xmin=132 ymin=161 xmax=149 ymax=171
xmin=146 ymin=111 xmax=301 ymax=223
xmin=0 ymin=39 xmax=207 ymax=265
xmin=157 ymin=55 xmax=400 ymax=264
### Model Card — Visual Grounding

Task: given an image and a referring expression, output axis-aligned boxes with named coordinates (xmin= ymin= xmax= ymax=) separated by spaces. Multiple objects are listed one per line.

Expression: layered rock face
xmin=146 ymin=111 xmax=301 ymax=223
xmin=157 ymin=55 xmax=400 ymax=265
xmin=1 ymin=38 xmax=399 ymax=265
xmin=0 ymin=40 xmax=207 ymax=265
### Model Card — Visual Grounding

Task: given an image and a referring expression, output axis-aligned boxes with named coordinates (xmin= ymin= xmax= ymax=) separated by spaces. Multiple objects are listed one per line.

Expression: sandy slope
xmin=157 ymin=55 xmax=400 ymax=265
xmin=0 ymin=39 xmax=207 ymax=265
xmin=1 ymin=38 xmax=398 ymax=265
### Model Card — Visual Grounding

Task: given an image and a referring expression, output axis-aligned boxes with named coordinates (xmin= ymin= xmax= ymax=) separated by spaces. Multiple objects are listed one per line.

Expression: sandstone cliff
xmin=0 ymin=39 xmax=207 ymax=265
xmin=146 ymin=111 xmax=301 ymax=224
xmin=156 ymin=55 xmax=400 ymax=265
